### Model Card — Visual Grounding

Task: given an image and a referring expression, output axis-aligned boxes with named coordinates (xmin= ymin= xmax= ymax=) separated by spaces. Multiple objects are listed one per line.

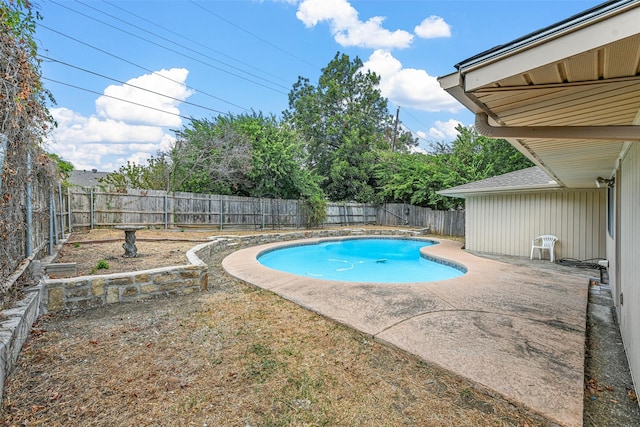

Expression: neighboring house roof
xmin=437 ymin=166 xmax=560 ymax=198
xmin=68 ymin=169 xmax=110 ymax=188
xmin=438 ymin=0 xmax=640 ymax=189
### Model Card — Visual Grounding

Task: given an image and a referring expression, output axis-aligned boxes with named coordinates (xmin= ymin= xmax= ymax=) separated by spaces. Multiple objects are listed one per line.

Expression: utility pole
xmin=392 ymin=107 xmax=400 ymax=152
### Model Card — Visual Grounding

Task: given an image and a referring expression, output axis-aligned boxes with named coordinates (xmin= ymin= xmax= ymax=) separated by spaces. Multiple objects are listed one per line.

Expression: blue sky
xmin=35 ymin=0 xmax=600 ymax=172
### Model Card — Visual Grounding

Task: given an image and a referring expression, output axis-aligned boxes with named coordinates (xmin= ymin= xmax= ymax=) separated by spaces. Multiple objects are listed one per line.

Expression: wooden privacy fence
xmin=377 ymin=203 xmax=465 ymax=237
xmin=66 ymin=188 xmax=464 ymax=236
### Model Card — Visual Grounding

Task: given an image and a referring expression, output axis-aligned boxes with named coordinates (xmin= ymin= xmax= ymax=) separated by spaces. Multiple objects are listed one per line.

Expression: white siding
xmin=619 ymin=142 xmax=640 ymax=394
xmin=465 ymin=189 xmax=606 ymax=260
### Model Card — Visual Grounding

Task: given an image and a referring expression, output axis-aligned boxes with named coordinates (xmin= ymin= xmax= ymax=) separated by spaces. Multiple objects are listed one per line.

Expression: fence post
xmin=25 ymin=150 xmax=33 ymax=257
xmin=261 ymin=198 xmax=265 ymax=229
xmin=208 ymin=198 xmax=212 ymax=226
xmin=219 ymin=197 xmax=223 ymax=230
xmin=58 ymin=182 xmax=65 ymax=238
xmin=67 ymin=189 xmax=72 ymax=233
xmin=49 ymin=191 xmax=54 ymax=255
xmin=90 ymin=189 xmax=94 ymax=229
xmin=164 ymin=194 xmax=168 ymax=229
xmin=51 ymin=191 xmax=59 ymax=245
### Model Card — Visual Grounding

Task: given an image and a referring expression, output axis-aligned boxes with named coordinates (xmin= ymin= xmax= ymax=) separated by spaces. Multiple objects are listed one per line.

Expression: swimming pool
xmin=257 ymin=238 xmax=465 ymax=283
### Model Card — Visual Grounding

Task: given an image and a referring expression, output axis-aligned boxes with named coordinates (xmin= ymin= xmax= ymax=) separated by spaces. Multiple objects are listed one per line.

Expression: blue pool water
xmin=258 ymin=238 xmax=465 ymax=283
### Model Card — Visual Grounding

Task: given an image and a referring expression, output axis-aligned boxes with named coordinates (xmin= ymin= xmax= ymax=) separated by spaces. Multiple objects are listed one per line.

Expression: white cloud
xmin=362 ymin=50 xmax=462 ymax=112
xmin=409 ymin=144 xmax=428 ymax=155
xmin=414 ymin=16 xmax=451 ymax=39
xmin=96 ymin=68 xmax=193 ymax=128
xmin=429 ymin=119 xmax=462 ymax=140
xmin=51 ymin=110 xmax=166 ymax=144
xmin=296 ymin=0 xmax=413 ymax=49
xmin=46 ymin=68 xmax=192 ymax=172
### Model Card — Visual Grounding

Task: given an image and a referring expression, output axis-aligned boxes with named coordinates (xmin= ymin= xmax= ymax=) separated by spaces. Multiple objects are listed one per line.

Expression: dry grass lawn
xmin=1 ymin=229 xmax=546 ymax=426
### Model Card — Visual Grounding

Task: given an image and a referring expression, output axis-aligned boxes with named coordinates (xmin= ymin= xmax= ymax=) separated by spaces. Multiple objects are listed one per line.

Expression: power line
xmin=39 ymin=54 xmax=229 ymax=117
xmin=42 ymin=77 xmax=194 ymax=121
xmin=102 ymin=0 xmax=290 ymax=87
xmin=188 ymin=0 xmax=319 ymax=70
xmin=50 ymin=0 xmax=289 ymax=95
xmin=37 ymin=23 xmax=247 ymax=111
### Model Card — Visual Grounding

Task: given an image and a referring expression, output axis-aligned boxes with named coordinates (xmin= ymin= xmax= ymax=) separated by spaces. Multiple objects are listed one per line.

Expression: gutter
xmin=475 ymin=113 xmax=640 ymax=141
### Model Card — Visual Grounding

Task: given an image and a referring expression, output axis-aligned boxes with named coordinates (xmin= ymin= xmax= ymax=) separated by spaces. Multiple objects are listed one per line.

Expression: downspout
xmin=475 ymin=113 xmax=640 ymax=141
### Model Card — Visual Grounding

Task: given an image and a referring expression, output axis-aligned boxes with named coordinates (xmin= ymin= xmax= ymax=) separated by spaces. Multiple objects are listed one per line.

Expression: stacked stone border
xmin=43 ymin=227 xmax=430 ymax=312
xmin=0 ymin=227 xmax=428 ymax=401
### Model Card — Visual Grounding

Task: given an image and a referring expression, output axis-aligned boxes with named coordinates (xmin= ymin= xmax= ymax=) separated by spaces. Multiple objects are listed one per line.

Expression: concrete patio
xmin=222 ymin=237 xmax=593 ymax=427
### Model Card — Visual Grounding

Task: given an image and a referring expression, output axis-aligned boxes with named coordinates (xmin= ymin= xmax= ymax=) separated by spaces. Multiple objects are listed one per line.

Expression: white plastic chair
xmin=530 ymin=235 xmax=558 ymax=262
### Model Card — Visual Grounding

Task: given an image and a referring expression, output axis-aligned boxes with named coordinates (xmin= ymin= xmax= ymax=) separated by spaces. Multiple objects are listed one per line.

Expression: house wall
xmin=619 ymin=142 xmax=640 ymax=394
xmin=465 ymin=189 xmax=606 ymax=260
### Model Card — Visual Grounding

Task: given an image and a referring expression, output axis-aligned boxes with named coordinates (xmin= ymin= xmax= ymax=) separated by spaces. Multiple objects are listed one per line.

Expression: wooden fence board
xmin=66 ymin=188 xmax=464 ymax=236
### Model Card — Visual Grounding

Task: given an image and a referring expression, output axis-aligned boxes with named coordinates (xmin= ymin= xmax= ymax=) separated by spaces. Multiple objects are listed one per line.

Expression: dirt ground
xmin=1 ymin=228 xmax=550 ymax=427
xmin=1 ymin=228 xmax=638 ymax=426
xmin=50 ymin=229 xmax=224 ymax=277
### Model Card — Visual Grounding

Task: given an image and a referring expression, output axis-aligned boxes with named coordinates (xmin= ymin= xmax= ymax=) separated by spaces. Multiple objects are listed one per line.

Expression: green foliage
xmin=100 ymin=155 xmax=171 ymax=191
xmin=47 ymin=153 xmax=74 ymax=179
xmin=284 ymin=52 xmax=416 ymax=202
xmin=164 ymin=112 xmax=324 ymax=200
xmin=375 ymin=125 xmax=533 ymax=209
xmin=374 ymin=151 xmax=442 ymax=207
xmin=1 ymin=0 xmax=40 ymax=57
xmin=90 ymin=55 xmax=531 ymax=215
xmin=431 ymin=125 xmax=533 ymax=205
xmin=170 ymin=116 xmax=253 ymax=194
xmin=234 ymin=113 xmax=323 ymax=200
xmin=302 ymin=193 xmax=327 ymax=228
xmin=90 ymin=259 xmax=109 ymax=274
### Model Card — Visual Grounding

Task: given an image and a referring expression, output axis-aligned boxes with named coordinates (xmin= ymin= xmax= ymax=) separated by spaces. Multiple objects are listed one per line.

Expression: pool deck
xmin=222 ymin=237 xmax=593 ymax=427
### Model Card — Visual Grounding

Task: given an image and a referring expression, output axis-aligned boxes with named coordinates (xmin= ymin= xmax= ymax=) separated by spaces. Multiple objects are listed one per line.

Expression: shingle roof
xmin=437 ymin=166 xmax=560 ymax=198
xmin=68 ymin=169 xmax=110 ymax=188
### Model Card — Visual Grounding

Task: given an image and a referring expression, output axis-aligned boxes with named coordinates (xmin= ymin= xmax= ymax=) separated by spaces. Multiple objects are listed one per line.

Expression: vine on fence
xmin=1 ymin=1 xmax=58 ymax=283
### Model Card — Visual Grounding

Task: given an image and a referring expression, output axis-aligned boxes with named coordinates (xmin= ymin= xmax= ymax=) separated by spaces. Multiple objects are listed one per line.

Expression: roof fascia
xmin=438 ymin=72 xmax=487 ymax=114
xmin=437 ymin=184 xmax=572 ymax=199
xmin=460 ymin=1 xmax=640 ymax=91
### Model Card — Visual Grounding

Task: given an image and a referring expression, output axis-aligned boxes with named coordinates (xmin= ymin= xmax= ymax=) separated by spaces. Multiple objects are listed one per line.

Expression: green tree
xmin=432 ymin=125 xmax=533 ymax=192
xmin=103 ymin=113 xmax=325 ymax=206
xmin=374 ymin=151 xmax=444 ymax=208
xmin=236 ymin=114 xmax=323 ymax=201
xmin=375 ymin=126 xmax=533 ymax=209
xmin=100 ymin=155 xmax=171 ymax=191
xmin=169 ymin=116 xmax=253 ymax=194
xmin=169 ymin=112 xmax=324 ymax=200
xmin=284 ymin=52 xmax=416 ymax=202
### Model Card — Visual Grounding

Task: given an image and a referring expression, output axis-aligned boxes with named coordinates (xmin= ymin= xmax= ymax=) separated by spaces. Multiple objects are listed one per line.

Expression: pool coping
xmin=223 ymin=236 xmax=591 ymax=427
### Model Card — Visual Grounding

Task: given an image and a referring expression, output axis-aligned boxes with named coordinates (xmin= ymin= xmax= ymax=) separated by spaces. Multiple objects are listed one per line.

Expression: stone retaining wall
xmin=43 ymin=228 xmax=428 ymax=312
xmin=43 ymin=264 xmax=208 ymax=312
xmin=0 ymin=285 xmax=43 ymax=400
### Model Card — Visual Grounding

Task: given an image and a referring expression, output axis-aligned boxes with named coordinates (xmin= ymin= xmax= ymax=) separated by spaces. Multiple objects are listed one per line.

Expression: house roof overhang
xmin=437 ymin=183 xmax=564 ymax=199
xmin=436 ymin=166 xmax=563 ymax=198
xmin=438 ymin=0 xmax=640 ymax=188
